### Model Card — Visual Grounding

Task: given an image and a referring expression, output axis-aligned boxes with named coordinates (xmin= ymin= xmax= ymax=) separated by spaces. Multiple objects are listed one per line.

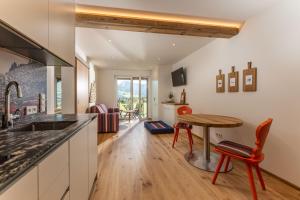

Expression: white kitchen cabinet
xmin=161 ymin=103 xmax=181 ymax=125
xmin=0 ymin=0 xmax=49 ymax=48
xmin=69 ymin=126 xmax=89 ymax=200
xmin=62 ymin=191 xmax=70 ymax=200
xmin=0 ymin=117 xmax=98 ymax=200
xmin=0 ymin=167 xmax=38 ymax=200
xmin=0 ymin=0 xmax=75 ymax=66
xmin=49 ymin=0 xmax=75 ymax=65
xmin=38 ymin=142 xmax=69 ymax=200
xmin=88 ymin=117 xmax=98 ymax=193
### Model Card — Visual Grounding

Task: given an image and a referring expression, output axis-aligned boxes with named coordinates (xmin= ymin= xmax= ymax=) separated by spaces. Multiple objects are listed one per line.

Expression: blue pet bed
xmin=144 ymin=120 xmax=174 ymax=134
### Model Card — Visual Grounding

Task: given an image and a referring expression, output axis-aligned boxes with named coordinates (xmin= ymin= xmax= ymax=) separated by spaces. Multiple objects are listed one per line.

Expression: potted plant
xmin=168 ymin=92 xmax=174 ymax=103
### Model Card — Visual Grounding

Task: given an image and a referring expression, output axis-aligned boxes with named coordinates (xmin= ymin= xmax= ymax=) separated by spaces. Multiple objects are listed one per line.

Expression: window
xmin=55 ymin=66 xmax=62 ymax=112
xmin=56 ymin=78 xmax=62 ymax=111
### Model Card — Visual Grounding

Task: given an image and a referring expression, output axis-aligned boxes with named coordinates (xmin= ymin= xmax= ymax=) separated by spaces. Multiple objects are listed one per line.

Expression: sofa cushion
xmin=91 ymin=104 xmax=119 ymax=114
xmin=98 ymin=104 xmax=107 ymax=113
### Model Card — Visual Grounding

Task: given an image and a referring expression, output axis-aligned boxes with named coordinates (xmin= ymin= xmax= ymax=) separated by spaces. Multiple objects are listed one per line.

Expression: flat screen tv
xmin=171 ymin=67 xmax=186 ymax=87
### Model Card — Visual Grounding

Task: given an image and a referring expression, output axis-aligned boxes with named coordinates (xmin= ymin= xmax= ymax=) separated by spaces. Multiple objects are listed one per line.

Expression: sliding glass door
xmin=140 ymin=78 xmax=148 ymax=118
xmin=117 ymin=78 xmax=131 ymax=111
xmin=116 ymin=77 xmax=148 ymax=119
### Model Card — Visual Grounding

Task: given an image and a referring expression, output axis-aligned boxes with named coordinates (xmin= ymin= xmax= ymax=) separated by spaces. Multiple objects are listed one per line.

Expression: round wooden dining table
xmin=177 ymin=114 xmax=243 ymax=172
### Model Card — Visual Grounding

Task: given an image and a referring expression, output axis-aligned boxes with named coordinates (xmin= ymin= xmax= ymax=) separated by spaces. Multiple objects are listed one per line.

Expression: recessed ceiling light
xmin=172 ymin=43 xmax=176 ymax=47
xmin=108 ymin=39 xmax=112 ymax=43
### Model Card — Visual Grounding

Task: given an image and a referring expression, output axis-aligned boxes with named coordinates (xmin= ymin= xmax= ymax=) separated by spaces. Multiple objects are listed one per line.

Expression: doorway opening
xmin=116 ymin=77 xmax=148 ymax=120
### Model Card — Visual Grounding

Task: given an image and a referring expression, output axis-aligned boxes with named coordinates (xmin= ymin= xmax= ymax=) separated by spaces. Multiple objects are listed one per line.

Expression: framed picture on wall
xmin=243 ymin=62 xmax=257 ymax=92
xmin=216 ymin=69 xmax=225 ymax=93
xmin=228 ymin=66 xmax=239 ymax=92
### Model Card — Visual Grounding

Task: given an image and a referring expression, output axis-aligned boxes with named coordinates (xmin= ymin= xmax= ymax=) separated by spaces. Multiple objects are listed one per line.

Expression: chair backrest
xmin=253 ymin=118 xmax=273 ymax=158
xmin=177 ymin=106 xmax=192 ymax=115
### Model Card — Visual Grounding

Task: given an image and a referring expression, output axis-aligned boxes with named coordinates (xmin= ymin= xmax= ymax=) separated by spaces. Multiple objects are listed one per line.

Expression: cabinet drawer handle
xmin=60 ymin=186 xmax=70 ymax=200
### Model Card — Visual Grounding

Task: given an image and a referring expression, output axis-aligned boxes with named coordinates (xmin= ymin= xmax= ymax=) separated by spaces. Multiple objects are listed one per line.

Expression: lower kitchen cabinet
xmin=38 ymin=142 xmax=69 ymax=200
xmin=0 ymin=117 xmax=98 ymax=200
xmin=0 ymin=167 xmax=38 ymax=200
xmin=70 ymin=118 xmax=98 ymax=200
xmin=70 ymin=125 xmax=89 ymax=200
xmin=62 ymin=191 xmax=70 ymax=200
xmin=88 ymin=118 xmax=98 ymax=193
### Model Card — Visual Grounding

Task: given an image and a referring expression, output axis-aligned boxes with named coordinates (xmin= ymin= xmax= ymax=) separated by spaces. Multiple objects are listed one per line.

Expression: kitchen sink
xmin=10 ymin=121 xmax=77 ymax=132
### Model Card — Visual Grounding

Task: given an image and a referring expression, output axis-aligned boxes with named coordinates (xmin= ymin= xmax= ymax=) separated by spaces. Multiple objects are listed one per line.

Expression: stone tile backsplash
xmin=0 ymin=61 xmax=47 ymax=117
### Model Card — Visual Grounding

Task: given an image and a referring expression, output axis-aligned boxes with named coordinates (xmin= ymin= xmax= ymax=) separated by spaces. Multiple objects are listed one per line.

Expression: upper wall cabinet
xmin=0 ymin=0 xmax=49 ymax=48
xmin=49 ymin=0 xmax=75 ymax=66
xmin=0 ymin=0 xmax=75 ymax=66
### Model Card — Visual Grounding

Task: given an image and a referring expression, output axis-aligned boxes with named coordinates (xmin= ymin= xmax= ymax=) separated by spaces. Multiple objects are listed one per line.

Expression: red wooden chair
xmin=212 ymin=118 xmax=273 ymax=200
xmin=172 ymin=106 xmax=193 ymax=154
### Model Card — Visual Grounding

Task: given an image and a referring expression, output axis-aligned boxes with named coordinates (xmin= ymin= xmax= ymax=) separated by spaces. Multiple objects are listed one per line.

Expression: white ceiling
xmin=76 ymin=28 xmax=213 ymax=69
xmin=75 ymin=0 xmax=280 ymax=69
xmin=76 ymin=0 xmax=279 ymax=21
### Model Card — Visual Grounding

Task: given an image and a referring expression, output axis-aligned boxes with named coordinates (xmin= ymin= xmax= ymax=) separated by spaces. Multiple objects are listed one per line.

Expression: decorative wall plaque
xmin=243 ymin=61 xmax=257 ymax=92
xmin=228 ymin=66 xmax=239 ymax=92
xmin=216 ymin=69 xmax=225 ymax=93
xmin=89 ymin=81 xmax=96 ymax=103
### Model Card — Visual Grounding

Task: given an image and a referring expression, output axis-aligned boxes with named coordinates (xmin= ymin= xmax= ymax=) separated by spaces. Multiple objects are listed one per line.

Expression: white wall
xmin=172 ymin=0 xmax=300 ymax=186
xmin=61 ymin=67 xmax=75 ymax=114
xmin=89 ymin=63 xmax=95 ymax=84
xmin=151 ymin=66 xmax=159 ymax=120
xmin=46 ymin=67 xmax=55 ymax=114
xmin=75 ymin=45 xmax=88 ymax=64
xmin=156 ymin=65 xmax=173 ymax=118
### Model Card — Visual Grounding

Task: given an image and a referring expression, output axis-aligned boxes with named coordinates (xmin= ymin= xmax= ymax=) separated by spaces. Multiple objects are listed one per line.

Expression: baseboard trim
xmin=260 ymin=169 xmax=300 ymax=190
xmin=191 ymin=132 xmax=300 ymax=190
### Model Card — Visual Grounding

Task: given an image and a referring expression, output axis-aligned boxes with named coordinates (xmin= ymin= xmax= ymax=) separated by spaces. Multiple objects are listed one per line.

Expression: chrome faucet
xmin=2 ymin=81 xmax=22 ymax=129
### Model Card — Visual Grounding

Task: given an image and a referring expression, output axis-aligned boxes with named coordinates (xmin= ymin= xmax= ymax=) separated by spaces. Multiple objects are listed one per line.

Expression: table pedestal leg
xmin=184 ymin=126 xmax=233 ymax=172
xmin=203 ymin=126 xmax=210 ymax=162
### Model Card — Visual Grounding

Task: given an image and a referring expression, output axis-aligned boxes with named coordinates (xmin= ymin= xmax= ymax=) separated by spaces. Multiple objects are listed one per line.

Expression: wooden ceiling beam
xmin=75 ymin=5 xmax=242 ymax=38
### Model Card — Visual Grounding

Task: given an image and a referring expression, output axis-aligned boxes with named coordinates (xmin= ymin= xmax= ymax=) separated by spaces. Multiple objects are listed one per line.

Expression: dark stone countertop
xmin=0 ymin=113 xmax=97 ymax=193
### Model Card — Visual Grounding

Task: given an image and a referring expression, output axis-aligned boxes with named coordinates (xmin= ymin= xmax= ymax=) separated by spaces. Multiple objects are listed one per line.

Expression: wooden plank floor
xmin=93 ymin=122 xmax=300 ymax=200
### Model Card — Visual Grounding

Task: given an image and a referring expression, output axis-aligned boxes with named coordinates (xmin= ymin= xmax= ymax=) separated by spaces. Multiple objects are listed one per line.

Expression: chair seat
xmin=216 ymin=140 xmax=253 ymax=158
xmin=175 ymin=122 xmax=192 ymax=129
